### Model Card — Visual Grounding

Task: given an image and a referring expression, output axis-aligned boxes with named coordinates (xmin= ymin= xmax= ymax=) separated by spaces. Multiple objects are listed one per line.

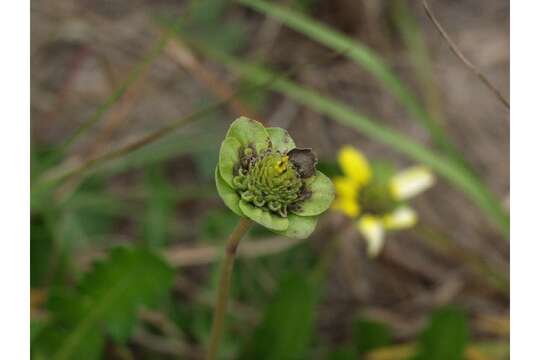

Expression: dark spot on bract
xmin=288 ymin=148 xmax=317 ymax=178
xmin=299 ymin=187 xmax=312 ymax=201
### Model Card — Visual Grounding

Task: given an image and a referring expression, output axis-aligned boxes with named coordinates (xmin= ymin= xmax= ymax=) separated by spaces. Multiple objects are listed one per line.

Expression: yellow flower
xmin=332 ymin=146 xmax=435 ymax=257
xmin=338 ymin=146 xmax=372 ymax=186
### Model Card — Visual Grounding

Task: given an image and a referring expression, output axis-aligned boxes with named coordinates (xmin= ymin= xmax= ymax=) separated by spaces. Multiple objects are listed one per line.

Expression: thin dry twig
xmin=76 ymin=235 xmax=305 ymax=270
xmin=139 ymin=309 xmax=186 ymax=341
xmin=58 ymin=31 xmax=173 ymax=152
xmin=422 ymin=0 xmax=509 ymax=110
xmin=41 ymin=46 xmax=91 ymax=126
xmin=34 ymin=36 xmax=354 ymax=191
xmin=132 ymin=328 xmax=189 ymax=357
xmin=166 ymin=235 xmax=304 ymax=267
xmin=36 ymin=90 xmax=248 ymax=189
xmin=90 ymin=70 xmax=149 ymax=154
xmin=165 ymin=39 xmax=263 ymax=123
xmin=53 ymin=58 xmax=151 ymax=203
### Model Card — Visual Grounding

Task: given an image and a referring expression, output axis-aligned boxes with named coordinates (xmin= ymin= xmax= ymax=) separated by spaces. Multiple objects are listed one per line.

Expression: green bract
xmin=215 ymin=117 xmax=335 ymax=239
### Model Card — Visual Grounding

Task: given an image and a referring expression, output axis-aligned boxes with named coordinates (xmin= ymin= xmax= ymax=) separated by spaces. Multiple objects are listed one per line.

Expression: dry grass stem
xmin=422 ymin=0 xmax=509 ymax=109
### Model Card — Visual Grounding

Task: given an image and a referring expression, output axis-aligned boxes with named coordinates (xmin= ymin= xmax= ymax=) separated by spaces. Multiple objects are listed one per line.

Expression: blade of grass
xmin=33 ymin=105 xmax=223 ymax=193
xmin=35 ymin=31 xmax=173 ymax=177
xmin=414 ymin=223 xmax=509 ymax=294
xmin=31 ymin=64 xmax=286 ymax=192
xmin=236 ymin=0 xmax=462 ymax=161
xmin=164 ymin=39 xmax=262 ymax=121
xmin=33 ymin=34 xmax=355 ymax=193
xmin=203 ymin=50 xmax=509 ymax=237
xmin=391 ymin=0 xmax=446 ymax=127
xmin=90 ymin=131 xmax=219 ymax=177
xmin=143 ymin=164 xmax=175 ymax=247
xmin=56 ymin=28 xmax=174 ymax=154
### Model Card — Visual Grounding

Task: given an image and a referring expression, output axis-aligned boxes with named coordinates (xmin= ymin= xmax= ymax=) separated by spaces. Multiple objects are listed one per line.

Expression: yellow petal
xmin=383 ymin=206 xmax=417 ymax=230
xmin=338 ymin=146 xmax=372 ymax=186
xmin=357 ymin=215 xmax=385 ymax=257
xmin=332 ymin=197 xmax=360 ymax=218
xmin=333 ymin=176 xmax=359 ymax=199
xmin=389 ymin=166 xmax=435 ymax=200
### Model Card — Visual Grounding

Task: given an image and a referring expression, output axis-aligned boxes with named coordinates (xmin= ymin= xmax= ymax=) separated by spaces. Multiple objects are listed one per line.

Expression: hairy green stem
xmin=206 ymin=217 xmax=252 ymax=360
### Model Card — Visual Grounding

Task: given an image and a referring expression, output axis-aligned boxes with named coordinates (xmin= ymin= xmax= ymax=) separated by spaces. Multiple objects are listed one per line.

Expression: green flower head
xmin=215 ymin=117 xmax=335 ymax=239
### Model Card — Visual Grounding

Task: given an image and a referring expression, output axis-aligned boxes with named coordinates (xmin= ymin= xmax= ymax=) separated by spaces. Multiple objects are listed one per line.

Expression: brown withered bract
xmin=287 ymin=148 xmax=317 ymax=178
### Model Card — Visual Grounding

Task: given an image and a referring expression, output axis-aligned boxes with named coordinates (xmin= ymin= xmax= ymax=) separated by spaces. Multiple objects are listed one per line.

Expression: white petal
xmin=383 ymin=206 xmax=417 ymax=230
xmin=357 ymin=216 xmax=385 ymax=258
xmin=390 ymin=166 xmax=435 ymax=200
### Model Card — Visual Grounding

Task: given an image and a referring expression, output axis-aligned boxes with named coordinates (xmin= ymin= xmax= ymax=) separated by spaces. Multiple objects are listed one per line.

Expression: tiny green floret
xmin=215 ymin=117 xmax=335 ymax=239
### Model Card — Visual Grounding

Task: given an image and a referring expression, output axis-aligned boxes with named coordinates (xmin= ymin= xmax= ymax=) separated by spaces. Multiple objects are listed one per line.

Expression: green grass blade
xmin=142 ymin=164 xmax=175 ymax=247
xmin=31 ymin=55 xmax=298 ymax=193
xmin=57 ymin=31 xmax=173 ymax=153
xmin=89 ymin=131 xmax=219 ymax=177
xmin=207 ymin=51 xmax=509 ymax=237
xmin=236 ymin=0 xmax=460 ymax=160
xmin=35 ymin=30 xmax=173 ymax=184
xmin=391 ymin=1 xmax=446 ymax=132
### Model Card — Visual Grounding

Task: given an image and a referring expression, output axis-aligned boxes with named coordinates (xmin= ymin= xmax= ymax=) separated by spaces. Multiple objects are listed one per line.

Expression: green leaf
xmin=326 ymin=345 xmax=358 ymax=360
xmin=276 ymin=214 xmax=318 ymax=239
xmin=35 ymin=247 xmax=174 ymax=360
xmin=60 ymin=179 xmax=117 ymax=246
xmin=219 ymin=136 xmax=242 ymax=187
xmin=292 ymin=171 xmax=334 ymax=216
xmin=412 ymin=306 xmax=469 ymax=360
xmin=239 ymin=274 xmax=319 ymax=360
xmin=352 ymin=318 xmax=392 ymax=354
xmin=31 ymin=213 xmax=55 ymax=287
xmin=239 ymin=200 xmax=288 ymax=231
xmin=267 ymin=127 xmax=296 ymax=153
xmin=31 ymin=319 xmax=49 ymax=346
xmin=226 ymin=116 xmax=270 ymax=154
xmin=215 ymin=167 xmax=243 ymax=216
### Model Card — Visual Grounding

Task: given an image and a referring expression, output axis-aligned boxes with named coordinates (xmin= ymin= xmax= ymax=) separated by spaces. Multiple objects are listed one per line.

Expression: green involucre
xmin=215 ymin=117 xmax=334 ymax=238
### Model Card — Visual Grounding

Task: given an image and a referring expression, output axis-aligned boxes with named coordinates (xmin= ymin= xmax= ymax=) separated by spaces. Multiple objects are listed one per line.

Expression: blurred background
xmin=30 ymin=0 xmax=509 ymax=359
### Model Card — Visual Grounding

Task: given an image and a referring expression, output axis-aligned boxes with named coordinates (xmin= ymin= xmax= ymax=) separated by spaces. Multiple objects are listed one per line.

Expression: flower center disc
xmin=357 ymin=182 xmax=399 ymax=216
xmin=232 ymin=149 xmax=305 ymax=217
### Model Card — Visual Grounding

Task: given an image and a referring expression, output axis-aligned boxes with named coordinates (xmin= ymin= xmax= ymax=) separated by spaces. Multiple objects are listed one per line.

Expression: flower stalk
xmin=206 ymin=217 xmax=252 ymax=360
xmin=208 ymin=116 xmax=334 ymax=358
